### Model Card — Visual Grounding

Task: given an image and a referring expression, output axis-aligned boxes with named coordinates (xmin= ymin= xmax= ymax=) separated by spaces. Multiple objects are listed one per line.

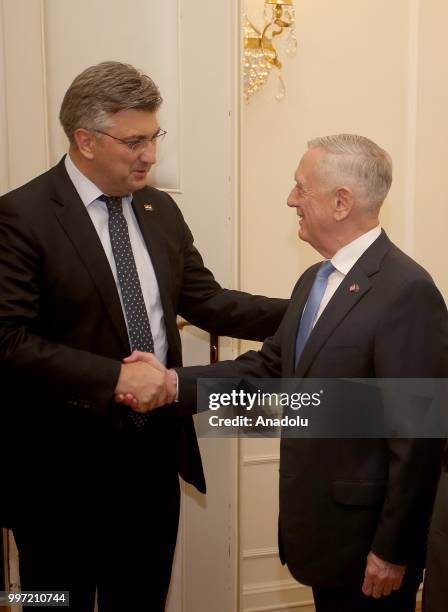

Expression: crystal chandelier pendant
xmin=243 ymin=16 xmax=273 ymax=101
xmin=243 ymin=2 xmax=297 ymax=101
xmin=263 ymin=4 xmax=270 ymax=24
xmin=283 ymin=6 xmax=295 ymax=24
xmin=286 ymin=27 xmax=298 ymax=57
xmin=275 ymin=73 xmax=286 ymax=101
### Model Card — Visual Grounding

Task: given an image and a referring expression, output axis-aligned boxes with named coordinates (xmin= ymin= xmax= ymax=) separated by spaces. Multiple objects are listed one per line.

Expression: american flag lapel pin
xmin=349 ymin=283 xmax=360 ymax=293
xmin=143 ymin=203 xmax=153 ymax=212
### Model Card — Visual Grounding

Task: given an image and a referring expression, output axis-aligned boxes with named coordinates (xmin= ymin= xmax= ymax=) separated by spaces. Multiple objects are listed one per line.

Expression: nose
xmin=139 ymin=141 xmax=157 ymax=164
xmin=287 ymin=187 xmax=299 ymax=208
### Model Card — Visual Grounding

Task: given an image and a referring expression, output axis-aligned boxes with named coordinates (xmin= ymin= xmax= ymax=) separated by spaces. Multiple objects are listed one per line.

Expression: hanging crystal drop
xmin=263 ymin=4 xmax=270 ymax=23
xmin=286 ymin=28 xmax=298 ymax=57
xmin=276 ymin=73 xmax=286 ymax=101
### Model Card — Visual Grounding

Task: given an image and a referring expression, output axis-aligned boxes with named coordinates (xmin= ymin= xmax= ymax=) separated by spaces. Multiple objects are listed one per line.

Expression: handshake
xmin=114 ymin=351 xmax=177 ymax=412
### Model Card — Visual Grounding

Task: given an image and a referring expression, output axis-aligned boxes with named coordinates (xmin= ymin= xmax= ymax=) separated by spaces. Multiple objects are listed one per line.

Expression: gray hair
xmin=59 ymin=61 xmax=163 ymax=144
xmin=308 ymin=134 xmax=392 ymax=211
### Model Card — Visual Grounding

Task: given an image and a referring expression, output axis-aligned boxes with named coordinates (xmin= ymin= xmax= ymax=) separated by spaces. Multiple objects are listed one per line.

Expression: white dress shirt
xmin=65 ymin=154 xmax=168 ymax=364
xmin=314 ymin=225 xmax=382 ymax=324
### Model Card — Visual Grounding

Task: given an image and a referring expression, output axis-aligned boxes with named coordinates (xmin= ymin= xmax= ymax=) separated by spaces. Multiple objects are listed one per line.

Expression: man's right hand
xmin=114 ymin=360 xmax=175 ymax=412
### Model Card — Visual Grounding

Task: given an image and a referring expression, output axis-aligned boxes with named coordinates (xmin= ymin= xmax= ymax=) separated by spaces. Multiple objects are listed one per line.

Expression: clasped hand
xmin=114 ymin=351 xmax=177 ymax=412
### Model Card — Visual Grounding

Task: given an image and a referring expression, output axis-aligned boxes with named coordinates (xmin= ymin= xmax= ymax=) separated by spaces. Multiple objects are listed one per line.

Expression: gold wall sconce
xmin=243 ymin=0 xmax=297 ymax=101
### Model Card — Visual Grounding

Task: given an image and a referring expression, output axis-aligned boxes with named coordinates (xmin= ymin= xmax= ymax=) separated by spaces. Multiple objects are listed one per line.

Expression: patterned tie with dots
xmin=102 ymin=195 xmax=154 ymax=428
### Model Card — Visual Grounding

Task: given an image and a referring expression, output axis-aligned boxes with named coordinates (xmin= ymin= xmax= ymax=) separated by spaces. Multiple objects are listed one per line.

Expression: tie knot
xmin=100 ymin=194 xmax=123 ymax=214
xmin=317 ymin=260 xmax=335 ymax=279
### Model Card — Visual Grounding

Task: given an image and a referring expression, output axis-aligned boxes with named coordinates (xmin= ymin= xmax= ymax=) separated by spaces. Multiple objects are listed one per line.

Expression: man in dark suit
xmin=0 ymin=61 xmax=287 ymax=611
xmin=126 ymin=134 xmax=447 ymax=611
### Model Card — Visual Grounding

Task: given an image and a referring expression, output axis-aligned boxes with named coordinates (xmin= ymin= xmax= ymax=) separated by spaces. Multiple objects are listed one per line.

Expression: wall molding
xmin=243 ymin=454 xmax=279 ymax=466
xmin=244 ymin=579 xmax=308 ymax=596
xmin=40 ymin=0 xmax=50 ymax=168
xmin=0 ymin=1 xmax=10 ymax=193
xmin=403 ymin=0 xmax=420 ymax=255
xmin=243 ymin=578 xmax=313 ymax=612
xmin=243 ymin=546 xmax=279 ymax=560
xmin=244 ymin=600 xmax=314 ymax=612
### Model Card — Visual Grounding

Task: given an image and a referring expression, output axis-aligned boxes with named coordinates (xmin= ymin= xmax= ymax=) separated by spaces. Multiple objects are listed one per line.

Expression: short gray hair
xmin=308 ymin=134 xmax=392 ymax=211
xmin=59 ymin=61 xmax=163 ymax=144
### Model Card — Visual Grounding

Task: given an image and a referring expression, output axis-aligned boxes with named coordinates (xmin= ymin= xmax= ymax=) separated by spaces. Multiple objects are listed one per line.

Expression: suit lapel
xmin=131 ymin=190 xmax=178 ymax=338
xmin=50 ymin=160 xmax=130 ymax=351
xmin=295 ymin=264 xmax=371 ymax=376
xmin=294 ymin=231 xmax=391 ymax=377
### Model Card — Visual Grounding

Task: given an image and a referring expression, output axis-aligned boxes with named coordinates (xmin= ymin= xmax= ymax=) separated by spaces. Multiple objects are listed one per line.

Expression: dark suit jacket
xmin=177 ymin=231 xmax=448 ymax=587
xmin=0 ymin=157 xmax=287 ymax=526
xmin=423 ymin=447 xmax=448 ymax=612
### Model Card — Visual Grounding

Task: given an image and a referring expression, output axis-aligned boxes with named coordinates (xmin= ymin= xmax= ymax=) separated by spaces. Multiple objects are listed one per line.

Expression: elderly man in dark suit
xmin=0 ymin=61 xmax=287 ymax=611
xmin=124 ymin=134 xmax=448 ymax=611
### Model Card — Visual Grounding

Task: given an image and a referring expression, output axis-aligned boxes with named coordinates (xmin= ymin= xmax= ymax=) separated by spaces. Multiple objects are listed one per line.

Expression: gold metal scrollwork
xmin=243 ymin=0 xmax=298 ymax=101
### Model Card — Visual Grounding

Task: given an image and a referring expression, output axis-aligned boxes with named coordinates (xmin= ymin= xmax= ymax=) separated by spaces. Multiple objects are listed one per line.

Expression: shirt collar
xmin=65 ymin=153 xmax=104 ymax=208
xmin=331 ymin=225 xmax=382 ymax=276
xmin=64 ymin=154 xmax=132 ymax=207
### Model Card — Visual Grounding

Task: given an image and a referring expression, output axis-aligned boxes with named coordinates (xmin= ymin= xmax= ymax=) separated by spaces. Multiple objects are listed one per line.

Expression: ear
xmin=72 ymin=128 xmax=97 ymax=160
xmin=333 ymin=186 xmax=354 ymax=221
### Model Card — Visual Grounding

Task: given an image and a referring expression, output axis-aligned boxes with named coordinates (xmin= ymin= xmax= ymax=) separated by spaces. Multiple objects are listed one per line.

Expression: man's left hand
xmin=362 ymin=551 xmax=406 ymax=598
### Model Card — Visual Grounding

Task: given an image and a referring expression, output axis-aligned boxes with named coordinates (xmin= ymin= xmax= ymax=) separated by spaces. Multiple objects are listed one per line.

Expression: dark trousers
xmin=12 ymin=425 xmax=181 ymax=612
xmin=312 ymin=568 xmax=422 ymax=612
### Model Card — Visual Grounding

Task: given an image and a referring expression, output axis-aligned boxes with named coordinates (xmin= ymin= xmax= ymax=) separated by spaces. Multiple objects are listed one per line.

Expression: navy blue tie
xmin=295 ymin=260 xmax=335 ymax=367
xmin=102 ymin=195 xmax=154 ymax=428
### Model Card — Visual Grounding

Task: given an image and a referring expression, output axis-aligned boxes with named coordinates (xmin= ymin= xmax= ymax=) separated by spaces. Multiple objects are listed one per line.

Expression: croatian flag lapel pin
xmin=143 ymin=203 xmax=153 ymax=212
xmin=349 ymin=283 xmax=360 ymax=293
